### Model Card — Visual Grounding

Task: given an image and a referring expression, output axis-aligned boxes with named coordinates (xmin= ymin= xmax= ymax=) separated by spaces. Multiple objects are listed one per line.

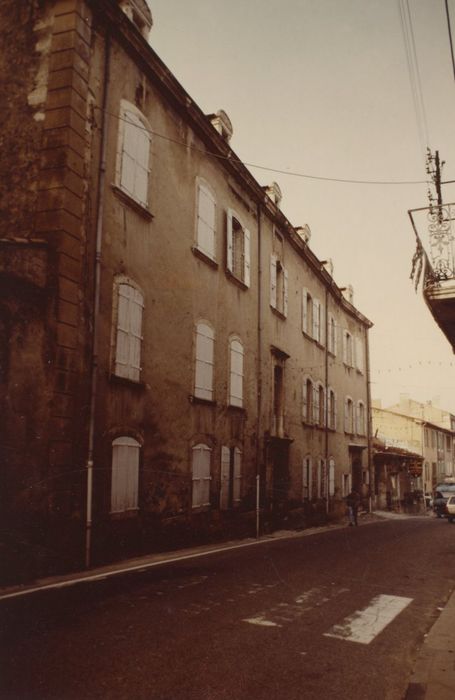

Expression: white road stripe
xmin=243 ymin=615 xmax=281 ymax=627
xmin=324 ymin=594 xmax=413 ymax=645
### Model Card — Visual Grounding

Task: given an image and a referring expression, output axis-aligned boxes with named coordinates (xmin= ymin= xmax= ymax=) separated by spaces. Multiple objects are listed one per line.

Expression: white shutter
xmin=355 ymin=336 xmax=364 ymax=373
xmin=342 ymin=331 xmax=347 ymax=364
xmin=129 ymin=287 xmax=143 ymax=381
xmin=226 ymin=209 xmax=234 ymax=272
xmin=244 ymin=228 xmax=251 ymax=287
xmin=233 ymin=447 xmax=242 ymax=502
xmin=220 ymin=446 xmax=230 ymax=510
xmin=302 ymin=288 xmax=308 ymax=334
xmin=302 ymin=380 xmax=308 ymax=422
xmin=333 ymin=319 xmax=338 ymax=356
xmin=334 ymin=393 xmax=338 ymax=431
xmin=270 ymin=254 xmax=277 ymax=308
xmin=344 ymin=398 xmax=349 ymax=433
xmin=195 ymin=323 xmax=214 ymax=400
xmin=329 ymin=459 xmax=335 ymax=497
xmin=229 ymin=339 xmax=243 ymax=407
xmin=121 ymin=111 xmax=150 ymax=206
xmin=111 ymin=437 xmax=140 ymax=513
xmin=115 ymin=284 xmax=143 ymax=381
xmin=319 ymin=303 xmax=325 ymax=347
xmin=303 ymin=457 xmax=312 ymax=499
xmin=283 ymin=266 xmax=289 ymax=317
xmin=197 ymin=184 xmax=216 ymax=259
xmin=313 ymin=384 xmax=319 ymax=424
xmin=192 ymin=444 xmax=211 ymax=507
xmin=313 ymin=299 xmax=320 ymax=341
xmin=321 ymin=386 xmax=326 ymax=427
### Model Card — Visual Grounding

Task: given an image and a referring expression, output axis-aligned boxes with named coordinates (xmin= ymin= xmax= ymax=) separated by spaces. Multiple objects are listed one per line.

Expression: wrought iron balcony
xmin=409 ymin=203 xmax=455 ymax=352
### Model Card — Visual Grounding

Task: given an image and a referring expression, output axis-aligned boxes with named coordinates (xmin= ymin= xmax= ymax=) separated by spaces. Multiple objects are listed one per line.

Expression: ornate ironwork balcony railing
xmin=409 ymin=203 xmax=455 ymax=289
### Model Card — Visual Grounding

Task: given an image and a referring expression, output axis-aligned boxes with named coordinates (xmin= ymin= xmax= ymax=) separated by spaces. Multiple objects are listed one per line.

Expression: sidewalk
xmin=0 ymin=512 xmax=382 ymax=602
xmin=405 ymin=590 xmax=455 ymax=699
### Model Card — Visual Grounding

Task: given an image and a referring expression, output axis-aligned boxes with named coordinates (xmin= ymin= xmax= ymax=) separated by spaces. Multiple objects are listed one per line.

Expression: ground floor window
xmin=192 ymin=443 xmax=212 ymax=507
xmin=220 ymin=446 xmax=242 ymax=509
xmin=110 ymin=436 xmax=140 ymax=514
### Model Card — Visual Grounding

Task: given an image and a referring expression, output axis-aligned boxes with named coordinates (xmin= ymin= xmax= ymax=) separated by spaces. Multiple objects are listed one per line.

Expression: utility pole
xmin=426 ymin=149 xmax=445 ymax=222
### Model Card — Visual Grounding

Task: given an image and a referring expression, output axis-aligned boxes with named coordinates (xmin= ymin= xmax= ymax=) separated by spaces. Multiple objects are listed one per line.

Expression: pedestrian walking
xmin=346 ymin=489 xmax=360 ymax=526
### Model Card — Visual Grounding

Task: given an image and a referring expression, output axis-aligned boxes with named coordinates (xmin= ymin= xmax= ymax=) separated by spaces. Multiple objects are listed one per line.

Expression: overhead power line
xmin=445 ymin=0 xmax=455 ymax=82
xmin=98 ymin=107 xmax=430 ymax=186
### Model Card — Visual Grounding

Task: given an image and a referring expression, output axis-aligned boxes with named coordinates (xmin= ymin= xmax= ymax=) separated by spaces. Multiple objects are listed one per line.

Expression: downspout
xmin=365 ymin=326 xmax=373 ymax=512
xmin=324 ymin=283 xmax=329 ymax=514
xmin=85 ymin=32 xmax=111 ymax=569
xmin=255 ymin=203 xmax=263 ymax=538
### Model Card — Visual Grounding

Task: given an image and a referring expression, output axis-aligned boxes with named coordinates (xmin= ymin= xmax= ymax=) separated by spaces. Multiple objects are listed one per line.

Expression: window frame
xmin=194 ymin=321 xmax=215 ymax=401
xmin=115 ymin=100 xmax=152 ymax=210
xmin=112 ymin=277 xmax=144 ymax=383
xmin=191 ymin=443 xmax=212 ymax=508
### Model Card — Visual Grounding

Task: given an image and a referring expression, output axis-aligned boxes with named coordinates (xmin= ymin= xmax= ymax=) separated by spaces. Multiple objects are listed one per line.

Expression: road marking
xmin=324 ymin=594 xmax=413 ymax=644
xmin=243 ymin=586 xmax=350 ymax=628
xmin=243 ymin=615 xmax=281 ymax=627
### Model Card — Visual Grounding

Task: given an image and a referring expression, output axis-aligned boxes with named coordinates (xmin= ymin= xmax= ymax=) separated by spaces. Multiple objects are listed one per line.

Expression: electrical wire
xmin=445 ymin=0 xmax=455 ymax=82
xmin=96 ymin=106 xmax=430 ymax=186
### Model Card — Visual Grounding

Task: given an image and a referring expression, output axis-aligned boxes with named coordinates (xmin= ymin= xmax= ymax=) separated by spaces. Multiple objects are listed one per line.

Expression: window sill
xmin=226 ymin=269 xmax=249 ymax=291
xmin=227 ymin=404 xmax=246 ymax=414
xmin=112 ymin=184 xmax=154 ymax=221
xmin=110 ymin=508 xmax=139 ymax=520
xmin=189 ymin=395 xmax=217 ymax=407
xmin=110 ymin=373 xmax=147 ymax=389
xmin=271 ymin=305 xmax=286 ymax=320
xmin=192 ymin=246 xmax=218 ymax=269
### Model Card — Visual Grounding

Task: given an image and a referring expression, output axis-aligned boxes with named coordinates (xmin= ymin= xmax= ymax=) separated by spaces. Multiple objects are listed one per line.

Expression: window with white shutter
xmin=328 ymin=314 xmax=337 ymax=355
xmin=111 ymin=436 xmax=140 ymax=514
xmin=270 ymin=254 xmax=277 ymax=308
xmin=194 ymin=322 xmax=215 ymax=400
xmin=355 ymin=336 xmax=364 ymax=373
xmin=328 ymin=459 xmax=335 ymax=497
xmin=271 ymin=255 xmax=287 ymax=316
xmin=220 ymin=445 xmax=242 ymax=509
xmin=192 ymin=443 xmax=211 ymax=507
xmin=220 ymin=446 xmax=230 ymax=510
xmin=345 ymin=397 xmax=354 ymax=433
xmin=302 ymin=289 xmax=314 ymax=336
xmin=343 ymin=330 xmax=353 ymax=367
xmin=313 ymin=299 xmax=320 ymax=342
xmin=196 ymin=181 xmax=216 ymax=260
xmin=316 ymin=459 xmax=324 ymax=498
xmin=229 ymin=338 xmax=244 ymax=407
xmin=233 ymin=447 xmax=242 ymax=503
xmin=303 ymin=456 xmax=312 ymax=499
xmin=357 ymin=401 xmax=366 ymax=436
xmin=226 ymin=209 xmax=250 ymax=287
xmin=114 ymin=282 xmax=144 ymax=382
xmin=303 ymin=377 xmax=313 ymax=423
xmin=313 ymin=383 xmax=320 ymax=424
xmin=117 ymin=102 xmax=151 ymax=208
xmin=328 ymin=388 xmax=337 ymax=430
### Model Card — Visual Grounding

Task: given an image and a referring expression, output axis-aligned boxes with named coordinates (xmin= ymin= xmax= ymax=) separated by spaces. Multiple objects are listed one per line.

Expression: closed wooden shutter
xmin=115 ymin=284 xmax=144 ymax=381
xmin=313 ymin=299 xmax=320 ymax=341
xmin=192 ymin=444 xmax=211 ymax=507
xmin=226 ymin=209 xmax=234 ymax=273
xmin=244 ymin=228 xmax=251 ymax=287
xmin=121 ymin=110 xmax=150 ymax=207
xmin=197 ymin=184 xmax=216 ymax=259
xmin=195 ymin=322 xmax=214 ymax=400
xmin=329 ymin=459 xmax=335 ymax=497
xmin=283 ymin=267 xmax=288 ymax=317
xmin=302 ymin=288 xmax=308 ymax=334
xmin=111 ymin=437 xmax=140 ymax=513
xmin=233 ymin=447 xmax=242 ymax=502
xmin=229 ymin=339 xmax=244 ymax=407
xmin=270 ymin=254 xmax=277 ymax=308
xmin=220 ymin=446 xmax=230 ymax=510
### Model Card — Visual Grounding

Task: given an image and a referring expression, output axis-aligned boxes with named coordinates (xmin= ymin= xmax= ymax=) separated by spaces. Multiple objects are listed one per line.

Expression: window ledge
xmin=112 ymin=184 xmax=154 ymax=220
xmin=227 ymin=404 xmax=246 ymax=414
xmin=328 ymin=350 xmax=336 ymax=358
xmin=271 ymin=305 xmax=286 ymax=320
xmin=192 ymin=246 xmax=218 ymax=269
xmin=110 ymin=373 xmax=147 ymax=389
xmin=226 ymin=269 xmax=249 ymax=291
xmin=110 ymin=508 xmax=139 ymax=520
xmin=189 ymin=395 xmax=217 ymax=407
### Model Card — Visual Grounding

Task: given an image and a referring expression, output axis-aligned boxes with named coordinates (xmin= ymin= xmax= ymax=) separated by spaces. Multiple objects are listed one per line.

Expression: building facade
xmin=0 ymin=0 xmax=372 ymax=582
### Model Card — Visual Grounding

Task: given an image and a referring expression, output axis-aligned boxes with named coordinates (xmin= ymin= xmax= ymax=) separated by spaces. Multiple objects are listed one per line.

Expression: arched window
xmin=227 ymin=210 xmax=250 ymax=287
xmin=328 ymin=388 xmax=337 ymax=430
xmin=229 ymin=338 xmax=244 ymax=407
xmin=328 ymin=314 xmax=337 ymax=355
xmin=192 ymin=443 xmax=212 ymax=507
xmin=114 ymin=281 xmax=144 ymax=382
xmin=328 ymin=458 xmax=336 ymax=497
xmin=194 ymin=322 xmax=215 ymax=400
xmin=302 ymin=377 xmax=314 ymax=423
xmin=116 ymin=101 xmax=151 ymax=207
xmin=111 ymin=436 xmax=140 ymax=513
xmin=302 ymin=288 xmax=313 ymax=336
xmin=318 ymin=384 xmax=325 ymax=426
xmin=196 ymin=180 xmax=216 ymax=260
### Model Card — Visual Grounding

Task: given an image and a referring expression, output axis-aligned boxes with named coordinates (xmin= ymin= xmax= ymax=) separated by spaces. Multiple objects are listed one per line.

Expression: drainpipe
xmin=85 ymin=32 xmax=111 ymax=569
xmin=324 ymin=283 xmax=329 ymax=514
xmin=365 ymin=326 xmax=373 ymax=512
xmin=255 ymin=203 xmax=263 ymax=538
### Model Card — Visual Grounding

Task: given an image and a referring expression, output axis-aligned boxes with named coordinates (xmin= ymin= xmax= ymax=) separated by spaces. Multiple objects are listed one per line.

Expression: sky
xmin=145 ymin=0 xmax=455 ymax=413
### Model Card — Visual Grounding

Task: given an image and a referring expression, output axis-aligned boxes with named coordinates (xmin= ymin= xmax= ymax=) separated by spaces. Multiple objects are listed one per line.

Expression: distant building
xmin=372 ymin=404 xmax=454 ymax=496
xmin=0 ymin=0 xmax=373 ymax=582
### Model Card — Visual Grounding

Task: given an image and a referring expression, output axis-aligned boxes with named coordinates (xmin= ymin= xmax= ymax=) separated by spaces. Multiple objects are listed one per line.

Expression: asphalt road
xmin=1 ymin=517 xmax=455 ymax=700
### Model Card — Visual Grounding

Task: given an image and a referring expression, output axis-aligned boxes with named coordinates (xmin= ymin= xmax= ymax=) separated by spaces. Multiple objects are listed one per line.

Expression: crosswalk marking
xmin=243 ymin=586 xmax=349 ymax=628
xmin=324 ymin=594 xmax=413 ymax=645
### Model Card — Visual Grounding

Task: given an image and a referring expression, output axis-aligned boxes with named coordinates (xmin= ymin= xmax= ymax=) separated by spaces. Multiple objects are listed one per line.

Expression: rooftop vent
xmin=207 ymin=110 xmax=233 ymax=142
xmin=343 ymin=284 xmax=354 ymax=304
xmin=295 ymin=225 xmax=311 ymax=244
xmin=119 ymin=0 xmax=153 ymax=39
xmin=264 ymin=181 xmax=282 ymax=208
xmin=323 ymin=258 xmax=334 ymax=277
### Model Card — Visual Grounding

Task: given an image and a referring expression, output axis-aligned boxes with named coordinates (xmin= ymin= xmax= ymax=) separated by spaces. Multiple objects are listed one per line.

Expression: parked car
xmin=445 ymin=495 xmax=455 ymax=523
xmin=433 ymin=480 xmax=455 ymax=518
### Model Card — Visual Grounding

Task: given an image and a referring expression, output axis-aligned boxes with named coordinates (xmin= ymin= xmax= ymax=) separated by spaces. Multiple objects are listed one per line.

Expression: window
xmin=343 ymin=330 xmax=353 ymax=367
xmin=344 ymin=397 xmax=354 ymax=433
xmin=303 ymin=456 xmax=312 ymax=499
xmin=313 ymin=383 xmax=325 ymax=426
xmin=302 ymin=288 xmax=313 ymax=337
xmin=116 ymin=101 xmax=151 ymax=208
xmin=424 ymin=428 xmax=429 ymax=447
xmin=273 ymin=364 xmax=284 ymax=435
xmin=229 ymin=338 xmax=244 ymax=407
xmin=302 ymin=376 xmax=314 ymax=424
xmin=328 ymin=313 xmax=337 ymax=355
xmin=342 ymin=473 xmax=351 ymax=497
xmin=312 ymin=299 xmax=324 ymax=344
xmin=111 ymin=437 xmax=140 ymax=514
xmin=446 ymin=435 xmax=451 ymax=451
xmin=357 ymin=401 xmax=366 ymax=436
xmin=355 ymin=336 xmax=364 ymax=373
xmin=196 ymin=180 xmax=216 ymax=260
xmin=431 ymin=430 xmax=436 ymax=449
xmin=220 ymin=445 xmax=242 ymax=509
xmin=328 ymin=388 xmax=337 ymax=430
xmin=316 ymin=459 xmax=324 ymax=498
xmin=270 ymin=254 xmax=288 ymax=316
xmin=328 ymin=458 xmax=335 ymax=497
xmin=114 ymin=282 xmax=144 ymax=382
xmin=194 ymin=322 xmax=215 ymax=400
xmin=227 ymin=209 xmax=250 ymax=286
xmin=192 ymin=443 xmax=212 ymax=507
